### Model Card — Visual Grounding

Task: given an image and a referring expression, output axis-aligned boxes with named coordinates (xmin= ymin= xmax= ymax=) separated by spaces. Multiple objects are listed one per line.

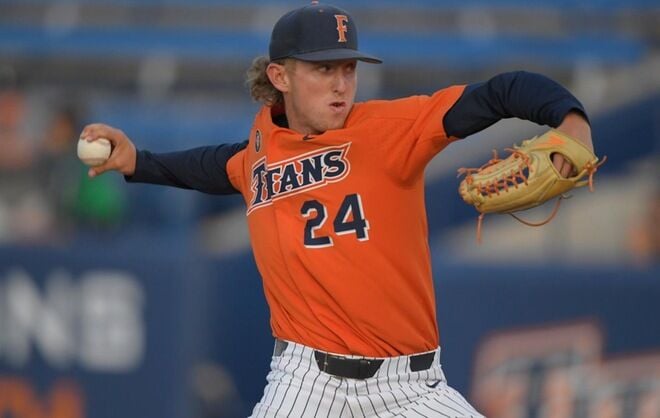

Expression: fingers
xmin=552 ymin=154 xmax=574 ymax=178
xmin=80 ymin=123 xmax=125 ymax=146
xmin=560 ymin=160 xmax=571 ymax=178
xmin=88 ymin=166 xmax=112 ymax=178
xmin=552 ymin=154 xmax=564 ymax=173
xmin=88 ymin=161 xmax=113 ymax=178
xmin=80 ymin=123 xmax=137 ymax=178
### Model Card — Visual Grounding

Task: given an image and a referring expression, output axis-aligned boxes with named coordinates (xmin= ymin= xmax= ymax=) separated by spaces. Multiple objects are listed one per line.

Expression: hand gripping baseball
xmin=458 ymin=129 xmax=606 ymax=243
xmin=79 ymin=123 xmax=137 ymax=178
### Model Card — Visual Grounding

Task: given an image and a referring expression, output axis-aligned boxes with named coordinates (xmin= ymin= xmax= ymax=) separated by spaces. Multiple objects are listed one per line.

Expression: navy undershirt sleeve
xmin=443 ymin=71 xmax=589 ymax=139
xmin=125 ymin=141 xmax=248 ymax=195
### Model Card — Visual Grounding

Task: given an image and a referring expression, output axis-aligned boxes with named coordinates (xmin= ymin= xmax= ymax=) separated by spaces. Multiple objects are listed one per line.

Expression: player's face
xmin=284 ymin=59 xmax=357 ymax=135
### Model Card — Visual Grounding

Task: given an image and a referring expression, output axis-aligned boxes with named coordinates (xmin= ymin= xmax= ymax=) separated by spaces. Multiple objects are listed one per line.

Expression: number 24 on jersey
xmin=301 ymin=193 xmax=370 ymax=248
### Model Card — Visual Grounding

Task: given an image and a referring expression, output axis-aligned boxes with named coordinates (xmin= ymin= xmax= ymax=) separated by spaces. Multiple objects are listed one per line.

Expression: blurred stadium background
xmin=0 ymin=0 xmax=658 ymax=417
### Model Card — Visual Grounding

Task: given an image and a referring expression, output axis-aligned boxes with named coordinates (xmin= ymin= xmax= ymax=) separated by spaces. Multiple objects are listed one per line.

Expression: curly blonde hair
xmin=246 ymin=56 xmax=289 ymax=106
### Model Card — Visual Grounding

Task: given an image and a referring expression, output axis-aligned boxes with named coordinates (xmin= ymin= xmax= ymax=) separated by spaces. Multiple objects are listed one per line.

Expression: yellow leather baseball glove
xmin=458 ymin=129 xmax=606 ymax=242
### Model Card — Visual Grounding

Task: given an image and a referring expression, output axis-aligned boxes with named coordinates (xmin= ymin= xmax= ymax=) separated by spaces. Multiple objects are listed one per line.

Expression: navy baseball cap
xmin=269 ymin=2 xmax=382 ymax=64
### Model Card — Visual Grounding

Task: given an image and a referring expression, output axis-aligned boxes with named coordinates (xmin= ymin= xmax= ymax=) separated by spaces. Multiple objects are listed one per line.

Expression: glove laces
xmin=460 ymin=153 xmax=607 ymax=244
xmin=457 ymin=148 xmax=532 ymax=198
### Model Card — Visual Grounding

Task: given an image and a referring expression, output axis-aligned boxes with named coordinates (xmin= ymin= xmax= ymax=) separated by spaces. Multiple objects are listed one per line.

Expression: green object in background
xmin=74 ymin=166 xmax=126 ymax=227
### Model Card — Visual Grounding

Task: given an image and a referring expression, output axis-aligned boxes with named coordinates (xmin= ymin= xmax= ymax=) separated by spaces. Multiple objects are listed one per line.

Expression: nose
xmin=333 ymin=73 xmax=346 ymax=95
xmin=332 ymin=69 xmax=351 ymax=94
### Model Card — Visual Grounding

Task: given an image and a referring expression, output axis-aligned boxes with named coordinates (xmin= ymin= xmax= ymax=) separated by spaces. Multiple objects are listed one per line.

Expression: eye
xmin=318 ymin=64 xmax=332 ymax=72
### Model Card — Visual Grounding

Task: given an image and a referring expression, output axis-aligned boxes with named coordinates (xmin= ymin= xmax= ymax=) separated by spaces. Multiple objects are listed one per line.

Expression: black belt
xmin=274 ymin=340 xmax=436 ymax=380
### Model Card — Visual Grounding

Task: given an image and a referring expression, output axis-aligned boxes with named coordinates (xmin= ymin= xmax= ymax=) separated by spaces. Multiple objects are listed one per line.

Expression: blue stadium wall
xmin=1 ymin=245 xmax=658 ymax=418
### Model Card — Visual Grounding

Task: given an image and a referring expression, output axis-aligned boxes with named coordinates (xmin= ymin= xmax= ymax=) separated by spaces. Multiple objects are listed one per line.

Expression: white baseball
xmin=77 ymin=138 xmax=112 ymax=166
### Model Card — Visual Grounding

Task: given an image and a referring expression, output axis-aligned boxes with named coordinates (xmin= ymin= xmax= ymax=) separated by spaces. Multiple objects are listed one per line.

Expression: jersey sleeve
xmin=443 ymin=71 xmax=589 ymax=139
xmin=368 ymin=85 xmax=466 ymax=183
xmin=125 ymin=141 xmax=248 ymax=195
xmin=225 ymin=146 xmax=247 ymax=195
xmin=410 ymin=85 xmax=467 ymax=144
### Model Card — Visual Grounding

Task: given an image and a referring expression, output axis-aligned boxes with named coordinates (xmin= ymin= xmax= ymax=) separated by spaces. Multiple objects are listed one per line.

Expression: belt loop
xmin=409 ymin=351 xmax=436 ymax=372
xmin=358 ymin=359 xmax=370 ymax=379
xmin=273 ymin=339 xmax=288 ymax=357
xmin=321 ymin=352 xmax=328 ymax=373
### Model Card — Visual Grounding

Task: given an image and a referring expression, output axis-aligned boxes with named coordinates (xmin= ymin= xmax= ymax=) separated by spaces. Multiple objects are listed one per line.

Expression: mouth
xmin=329 ymin=101 xmax=347 ymax=113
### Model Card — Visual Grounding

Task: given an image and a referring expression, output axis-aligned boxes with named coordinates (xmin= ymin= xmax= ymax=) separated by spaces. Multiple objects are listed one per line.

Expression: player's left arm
xmin=443 ymin=71 xmax=593 ymax=176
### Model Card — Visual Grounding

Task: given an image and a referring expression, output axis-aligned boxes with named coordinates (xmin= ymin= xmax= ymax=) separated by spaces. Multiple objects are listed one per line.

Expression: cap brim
xmin=290 ymin=48 xmax=382 ymax=64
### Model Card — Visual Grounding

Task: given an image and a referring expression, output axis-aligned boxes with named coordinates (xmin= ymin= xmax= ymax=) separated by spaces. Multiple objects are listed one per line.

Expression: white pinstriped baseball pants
xmin=250 ymin=340 xmax=485 ymax=418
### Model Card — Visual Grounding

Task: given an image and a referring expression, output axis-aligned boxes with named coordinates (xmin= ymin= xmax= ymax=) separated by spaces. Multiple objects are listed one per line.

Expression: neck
xmin=282 ymin=100 xmax=319 ymax=135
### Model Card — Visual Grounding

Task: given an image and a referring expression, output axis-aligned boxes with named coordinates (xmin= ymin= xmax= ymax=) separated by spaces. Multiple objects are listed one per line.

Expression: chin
xmin=311 ymin=113 xmax=349 ymax=133
xmin=328 ymin=116 xmax=349 ymax=131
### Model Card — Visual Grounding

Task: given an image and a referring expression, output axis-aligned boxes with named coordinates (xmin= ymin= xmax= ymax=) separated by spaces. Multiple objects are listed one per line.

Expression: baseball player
xmin=80 ymin=2 xmax=594 ymax=417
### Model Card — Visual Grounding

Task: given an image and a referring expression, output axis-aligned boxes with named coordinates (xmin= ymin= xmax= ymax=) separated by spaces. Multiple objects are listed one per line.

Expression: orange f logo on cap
xmin=334 ymin=14 xmax=348 ymax=43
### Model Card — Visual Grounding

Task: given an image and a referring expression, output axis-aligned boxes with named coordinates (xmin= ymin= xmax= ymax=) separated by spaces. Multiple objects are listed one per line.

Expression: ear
xmin=266 ymin=62 xmax=290 ymax=93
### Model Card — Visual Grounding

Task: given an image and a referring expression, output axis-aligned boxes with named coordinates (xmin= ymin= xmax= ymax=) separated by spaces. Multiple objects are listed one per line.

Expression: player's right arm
xmin=80 ymin=123 xmax=247 ymax=195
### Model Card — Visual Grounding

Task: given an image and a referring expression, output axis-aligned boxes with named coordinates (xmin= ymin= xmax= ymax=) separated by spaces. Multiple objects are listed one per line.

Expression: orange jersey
xmin=227 ymin=85 xmax=466 ymax=357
